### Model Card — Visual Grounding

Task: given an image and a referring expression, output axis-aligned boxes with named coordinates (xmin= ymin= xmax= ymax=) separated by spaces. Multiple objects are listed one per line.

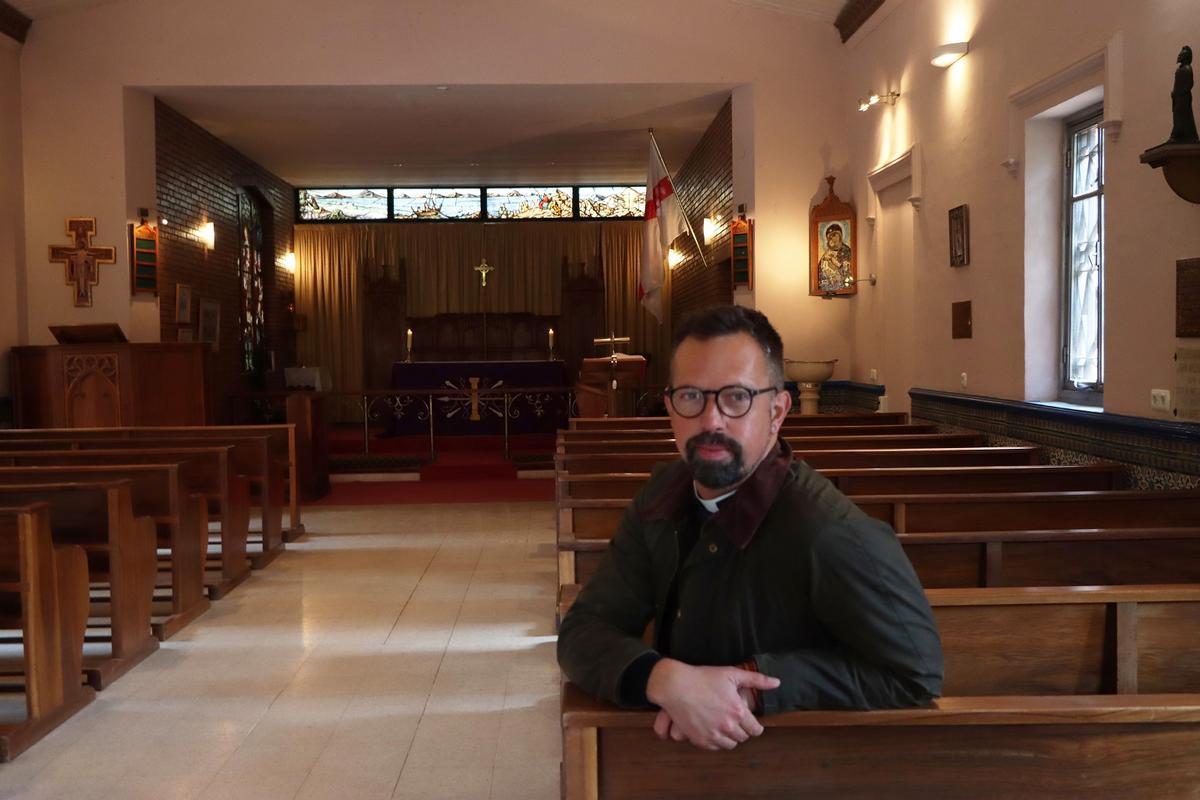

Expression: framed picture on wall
xmin=949 ymin=204 xmax=970 ymax=267
xmin=175 ymin=283 xmax=192 ymax=323
xmin=809 ymin=177 xmax=857 ymax=296
xmin=198 ymin=299 xmax=221 ymax=352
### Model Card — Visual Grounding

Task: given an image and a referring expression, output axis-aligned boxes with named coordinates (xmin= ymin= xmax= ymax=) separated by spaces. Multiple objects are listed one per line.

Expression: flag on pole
xmin=640 ymin=140 xmax=686 ymax=322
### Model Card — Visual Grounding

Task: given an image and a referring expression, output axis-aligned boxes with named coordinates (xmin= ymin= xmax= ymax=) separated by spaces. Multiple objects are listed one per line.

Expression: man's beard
xmin=684 ymin=432 xmax=747 ymax=491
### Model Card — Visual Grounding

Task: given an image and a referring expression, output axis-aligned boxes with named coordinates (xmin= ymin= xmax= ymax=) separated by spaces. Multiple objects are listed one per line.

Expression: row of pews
xmin=554 ymin=413 xmax=1200 ymax=798
xmin=0 ymin=424 xmax=302 ymax=761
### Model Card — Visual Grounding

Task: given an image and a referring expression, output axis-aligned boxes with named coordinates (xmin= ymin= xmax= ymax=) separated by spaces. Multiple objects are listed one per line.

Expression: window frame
xmin=294 ymin=184 xmax=647 ymax=224
xmin=1059 ymin=104 xmax=1105 ymax=405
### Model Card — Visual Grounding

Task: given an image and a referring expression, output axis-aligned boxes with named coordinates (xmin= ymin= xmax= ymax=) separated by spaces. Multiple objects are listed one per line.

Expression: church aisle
xmin=0 ymin=503 xmax=562 ymax=800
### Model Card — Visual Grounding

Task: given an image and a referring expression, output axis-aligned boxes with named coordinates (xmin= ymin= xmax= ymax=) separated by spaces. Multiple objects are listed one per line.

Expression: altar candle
xmin=406 ymin=328 xmax=413 ymax=352
xmin=548 ymin=328 xmax=555 ymax=350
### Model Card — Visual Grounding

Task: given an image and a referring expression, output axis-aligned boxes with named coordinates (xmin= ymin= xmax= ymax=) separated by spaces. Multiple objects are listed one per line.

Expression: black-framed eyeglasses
xmin=664 ymin=385 xmax=781 ymax=419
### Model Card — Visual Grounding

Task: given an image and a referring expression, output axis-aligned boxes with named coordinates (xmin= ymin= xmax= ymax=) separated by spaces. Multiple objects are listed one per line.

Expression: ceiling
xmin=153 ymin=84 xmax=736 ymax=187
xmin=12 ymin=0 xmax=848 ymax=22
xmin=7 ymin=1 xmax=840 ymax=187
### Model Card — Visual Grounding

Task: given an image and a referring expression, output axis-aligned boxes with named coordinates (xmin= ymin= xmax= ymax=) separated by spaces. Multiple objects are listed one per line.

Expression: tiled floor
xmin=0 ymin=502 xmax=562 ymax=800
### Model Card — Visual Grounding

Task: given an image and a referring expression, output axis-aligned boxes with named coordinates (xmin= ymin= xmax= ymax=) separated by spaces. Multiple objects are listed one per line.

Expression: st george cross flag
xmin=640 ymin=142 xmax=686 ymax=322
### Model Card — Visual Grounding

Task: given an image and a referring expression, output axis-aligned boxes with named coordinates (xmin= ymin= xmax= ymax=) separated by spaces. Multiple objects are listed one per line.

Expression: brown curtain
xmin=294 ymin=220 xmax=671 ymax=413
xmin=601 ymin=221 xmax=671 ymax=386
xmin=397 ymin=221 xmax=601 ymax=316
xmin=294 ymin=225 xmax=367 ymax=406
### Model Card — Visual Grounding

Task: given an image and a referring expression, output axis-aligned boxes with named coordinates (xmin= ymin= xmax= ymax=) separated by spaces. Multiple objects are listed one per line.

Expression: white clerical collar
xmin=694 ymin=484 xmax=737 ymax=514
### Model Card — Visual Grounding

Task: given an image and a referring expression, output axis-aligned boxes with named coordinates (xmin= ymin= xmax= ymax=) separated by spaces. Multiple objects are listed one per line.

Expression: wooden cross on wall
xmin=49 ymin=217 xmax=116 ymax=307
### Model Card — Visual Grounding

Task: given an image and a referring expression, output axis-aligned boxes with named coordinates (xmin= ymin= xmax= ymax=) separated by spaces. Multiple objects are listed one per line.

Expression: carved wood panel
xmin=63 ymin=353 xmax=121 ymax=427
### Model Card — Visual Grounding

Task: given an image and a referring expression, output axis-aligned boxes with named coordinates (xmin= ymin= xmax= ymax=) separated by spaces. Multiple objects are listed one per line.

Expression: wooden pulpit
xmin=11 ymin=329 xmax=213 ymax=427
xmin=576 ymin=354 xmax=647 ymax=417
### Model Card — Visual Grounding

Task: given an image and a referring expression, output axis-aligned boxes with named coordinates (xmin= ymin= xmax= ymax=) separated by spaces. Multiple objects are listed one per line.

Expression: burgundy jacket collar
xmin=640 ymin=439 xmax=794 ymax=550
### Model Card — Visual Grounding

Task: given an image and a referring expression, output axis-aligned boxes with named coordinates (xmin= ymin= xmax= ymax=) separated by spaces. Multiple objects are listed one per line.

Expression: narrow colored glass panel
xmin=298 ymin=188 xmax=389 ymax=221
xmin=486 ymin=187 xmax=573 ymax=219
xmin=392 ymin=188 xmax=481 ymax=220
xmin=578 ymin=186 xmax=645 ymax=218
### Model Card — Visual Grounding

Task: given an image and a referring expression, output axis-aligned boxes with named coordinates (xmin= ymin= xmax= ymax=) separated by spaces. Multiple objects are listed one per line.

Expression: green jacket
xmin=557 ymin=440 xmax=944 ymax=713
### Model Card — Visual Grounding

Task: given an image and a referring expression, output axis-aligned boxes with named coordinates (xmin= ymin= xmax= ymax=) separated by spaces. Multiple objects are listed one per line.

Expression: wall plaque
xmin=1179 ymin=258 xmax=1200 ymax=337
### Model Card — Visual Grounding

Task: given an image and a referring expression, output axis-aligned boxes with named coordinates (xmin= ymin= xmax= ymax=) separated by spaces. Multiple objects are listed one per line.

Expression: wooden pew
xmin=560 ymin=489 xmax=1200 ymax=542
xmin=554 ymin=446 xmax=1042 ymax=476
xmin=0 ymin=504 xmax=94 ymax=761
xmin=557 ymin=432 xmax=984 ymax=456
xmin=561 ymin=585 xmax=1200 ymax=798
xmin=0 ymin=447 xmax=250 ymax=599
xmin=561 ymin=526 xmax=1200 ymax=590
xmin=569 ymin=412 xmax=911 ymax=430
xmin=0 ymin=434 xmax=284 ymax=569
xmin=557 ymin=464 xmax=1124 ymax=501
xmin=0 ymin=423 xmax=301 ymax=544
xmin=0 ymin=483 xmax=157 ymax=689
xmin=558 ymin=423 xmax=938 ymax=442
xmin=0 ymin=465 xmax=210 ymax=641
xmin=856 ymin=490 xmax=1200 ymax=532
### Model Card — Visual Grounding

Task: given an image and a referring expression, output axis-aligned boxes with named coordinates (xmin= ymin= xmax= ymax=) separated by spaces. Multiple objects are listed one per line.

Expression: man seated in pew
xmin=558 ymin=305 xmax=944 ymax=751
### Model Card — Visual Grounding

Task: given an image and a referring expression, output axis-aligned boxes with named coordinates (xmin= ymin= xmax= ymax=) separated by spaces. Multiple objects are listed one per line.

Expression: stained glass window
xmin=392 ymin=188 xmax=481 ymax=220
xmin=297 ymin=188 xmax=389 ymax=221
xmin=578 ymin=186 xmax=646 ymax=218
xmin=1063 ymin=109 xmax=1104 ymax=396
xmin=238 ymin=191 xmax=266 ymax=374
xmin=485 ymin=187 xmax=573 ymax=219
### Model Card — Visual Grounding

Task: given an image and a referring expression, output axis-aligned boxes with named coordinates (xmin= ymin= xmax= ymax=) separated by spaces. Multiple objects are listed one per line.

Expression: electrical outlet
xmin=960 ymin=372 xmax=968 ymax=388
xmin=868 ymin=368 xmax=878 ymax=383
xmin=1150 ymin=389 xmax=1171 ymax=411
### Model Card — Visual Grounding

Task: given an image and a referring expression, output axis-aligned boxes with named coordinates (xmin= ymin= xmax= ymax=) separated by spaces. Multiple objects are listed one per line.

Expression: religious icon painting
xmin=175 ymin=283 xmax=192 ymax=324
xmin=198 ymin=299 xmax=221 ymax=352
xmin=809 ymin=177 xmax=857 ymax=297
xmin=48 ymin=217 xmax=117 ymax=307
xmin=949 ymin=204 xmax=970 ymax=267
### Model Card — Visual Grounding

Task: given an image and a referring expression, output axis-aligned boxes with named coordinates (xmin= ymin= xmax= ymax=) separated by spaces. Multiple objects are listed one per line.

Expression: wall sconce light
xmin=667 ymin=247 xmax=686 ymax=269
xmin=281 ymin=252 xmax=296 ymax=273
xmin=931 ymin=41 xmax=969 ymax=68
xmin=702 ymin=216 xmax=721 ymax=245
xmin=857 ymin=90 xmax=900 ymax=112
xmin=195 ymin=221 xmax=215 ymax=249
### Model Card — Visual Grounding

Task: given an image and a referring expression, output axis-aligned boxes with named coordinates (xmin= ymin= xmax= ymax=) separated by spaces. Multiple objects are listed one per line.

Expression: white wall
xmin=15 ymin=0 xmax=852 ymax=375
xmin=0 ymin=36 xmax=24 ymax=397
xmin=844 ymin=0 xmax=1200 ymax=419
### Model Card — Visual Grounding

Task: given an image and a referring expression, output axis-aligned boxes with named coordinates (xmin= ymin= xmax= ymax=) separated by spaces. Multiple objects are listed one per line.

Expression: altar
xmin=386 ymin=359 xmax=569 ymax=436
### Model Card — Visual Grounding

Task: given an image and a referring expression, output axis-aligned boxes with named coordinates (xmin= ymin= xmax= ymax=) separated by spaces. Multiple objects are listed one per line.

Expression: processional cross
xmin=49 ymin=217 xmax=116 ymax=307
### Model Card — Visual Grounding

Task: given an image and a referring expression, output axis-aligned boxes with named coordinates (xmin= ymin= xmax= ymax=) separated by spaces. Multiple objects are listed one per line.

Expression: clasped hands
xmin=645 ymin=658 xmax=780 ymax=751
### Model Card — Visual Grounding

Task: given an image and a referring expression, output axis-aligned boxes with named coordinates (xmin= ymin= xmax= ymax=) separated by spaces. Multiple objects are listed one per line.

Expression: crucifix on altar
xmin=576 ymin=330 xmax=647 ymax=417
xmin=48 ymin=217 xmax=117 ymax=307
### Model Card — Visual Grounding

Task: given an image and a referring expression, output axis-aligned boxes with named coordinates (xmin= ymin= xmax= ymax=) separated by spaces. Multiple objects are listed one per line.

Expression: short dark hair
xmin=670 ymin=305 xmax=784 ymax=387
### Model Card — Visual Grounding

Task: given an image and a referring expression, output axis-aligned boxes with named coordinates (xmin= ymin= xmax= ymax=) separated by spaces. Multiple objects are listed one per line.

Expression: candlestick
xmin=406 ymin=328 xmax=413 ymax=362
xmin=548 ymin=327 xmax=555 ymax=350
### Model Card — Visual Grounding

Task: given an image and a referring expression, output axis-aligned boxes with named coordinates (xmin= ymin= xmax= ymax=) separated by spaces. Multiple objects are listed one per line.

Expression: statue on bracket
xmin=1171 ymin=45 xmax=1198 ymax=144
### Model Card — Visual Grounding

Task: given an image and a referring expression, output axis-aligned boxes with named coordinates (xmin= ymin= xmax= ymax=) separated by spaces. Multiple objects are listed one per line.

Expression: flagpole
xmin=648 ymin=128 xmax=710 ymax=270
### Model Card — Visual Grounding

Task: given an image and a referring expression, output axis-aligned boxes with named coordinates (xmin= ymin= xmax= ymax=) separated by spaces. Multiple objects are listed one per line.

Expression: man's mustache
xmin=685 ymin=432 xmax=743 ymax=460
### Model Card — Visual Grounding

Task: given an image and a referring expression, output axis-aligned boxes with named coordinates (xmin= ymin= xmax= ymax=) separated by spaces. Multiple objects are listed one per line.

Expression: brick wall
xmin=669 ymin=97 xmax=733 ymax=325
xmin=155 ymin=100 xmax=296 ymax=419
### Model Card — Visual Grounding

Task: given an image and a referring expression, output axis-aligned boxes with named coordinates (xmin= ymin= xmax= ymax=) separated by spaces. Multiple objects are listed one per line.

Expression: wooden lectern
xmin=576 ymin=353 xmax=646 ymax=417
